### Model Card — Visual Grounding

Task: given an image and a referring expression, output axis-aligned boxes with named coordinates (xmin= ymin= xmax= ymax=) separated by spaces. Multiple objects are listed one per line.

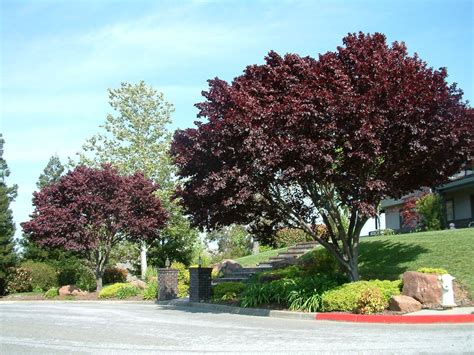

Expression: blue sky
xmin=1 ymin=0 xmax=473 ymax=241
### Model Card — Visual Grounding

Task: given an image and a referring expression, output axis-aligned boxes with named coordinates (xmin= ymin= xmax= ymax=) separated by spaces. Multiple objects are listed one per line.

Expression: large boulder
xmin=402 ymin=271 xmax=442 ymax=306
xmin=389 ymin=295 xmax=422 ymax=313
xmin=212 ymin=260 xmax=243 ymax=276
xmin=59 ymin=285 xmax=87 ymax=296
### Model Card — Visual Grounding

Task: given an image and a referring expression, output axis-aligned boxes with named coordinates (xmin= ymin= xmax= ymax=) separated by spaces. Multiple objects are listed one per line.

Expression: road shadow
xmin=359 ymin=239 xmax=428 ymax=280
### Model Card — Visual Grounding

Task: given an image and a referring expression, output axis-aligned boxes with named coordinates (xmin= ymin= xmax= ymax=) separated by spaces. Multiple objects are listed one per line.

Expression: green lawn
xmin=236 ymin=229 xmax=474 ymax=291
xmin=235 ymin=247 xmax=287 ymax=266
xmin=359 ymin=228 xmax=474 ymax=292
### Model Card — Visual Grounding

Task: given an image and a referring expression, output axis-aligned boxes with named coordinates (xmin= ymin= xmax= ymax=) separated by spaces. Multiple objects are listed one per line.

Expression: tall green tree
xmin=0 ymin=134 xmax=18 ymax=294
xmin=75 ymin=81 xmax=198 ymax=276
xmin=36 ymin=154 xmax=65 ymax=190
xmin=21 ymin=155 xmax=68 ymax=261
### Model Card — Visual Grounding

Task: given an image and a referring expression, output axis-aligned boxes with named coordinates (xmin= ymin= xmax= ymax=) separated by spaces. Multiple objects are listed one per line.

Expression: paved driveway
xmin=0 ymin=301 xmax=472 ymax=354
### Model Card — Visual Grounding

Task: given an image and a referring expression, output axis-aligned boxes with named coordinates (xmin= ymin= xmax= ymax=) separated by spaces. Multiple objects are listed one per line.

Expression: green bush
xmin=44 ymin=287 xmax=59 ymax=299
xmin=274 ymin=228 xmax=313 ymax=248
xmin=75 ymin=267 xmax=96 ymax=292
xmin=212 ymin=282 xmax=246 ymax=302
xmin=381 ymin=228 xmax=395 ymax=236
xmin=171 ymin=262 xmax=190 ymax=298
xmin=103 ymin=266 xmax=128 ymax=285
xmin=258 ymin=265 xmax=303 ymax=283
xmin=241 ymin=274 xmax=340 ymax=312
xmin=58 ymin=265 xmax=77 ymax=286
xmin=416 ymin=193 xmax=444 ymax=231
xmin=297 ymin=248 xmax=343 ymax=277
xmin=417 ymin=267 xmax=448 ymax=275
xmin=116 ymin=284 xmax=139 ymax=299
xmin=99 ymin=283 xmax=139 ymax=299
xmin=21 ymin=261 xmax=58 ymax=291
xmin=6 ymin=267 xmax=33 ymax=293
xmin=145 ymin=266 xmax=157 ymax=283
xmin=142 ymin=281 xmax=158 ymax=300
xmin=356 ymin=287 xmax=386 ymax=314
xmin=321 ymin=280 xmax=401 ymax=313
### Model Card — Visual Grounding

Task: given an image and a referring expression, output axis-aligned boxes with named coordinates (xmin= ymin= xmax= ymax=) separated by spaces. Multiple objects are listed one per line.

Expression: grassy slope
xmin=359 ymin=228 xmax=474 ymax=291
xmin=235 ymin=247 xmax=287 ymax=266
xmin=235 ymin=229 xmax=474 ymax=291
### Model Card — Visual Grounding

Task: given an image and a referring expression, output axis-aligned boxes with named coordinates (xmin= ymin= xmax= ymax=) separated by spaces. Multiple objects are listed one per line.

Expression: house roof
xmin=435 ymin=174 xmax=474 ymax=193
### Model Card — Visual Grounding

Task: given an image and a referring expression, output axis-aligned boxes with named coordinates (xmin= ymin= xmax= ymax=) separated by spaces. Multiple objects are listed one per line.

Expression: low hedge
xmin=98 ymin=283 xmax=139 ymax=299
xmin=212 ymin=282 xmax=246 ymax=302
xmin=321 ymin=280 xmax=402 ymax=313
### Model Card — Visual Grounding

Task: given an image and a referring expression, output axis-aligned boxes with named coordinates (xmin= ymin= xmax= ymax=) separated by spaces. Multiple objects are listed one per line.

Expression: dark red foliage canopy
xmin=172 ymin=32 xmax=472 ymax=233
xmin=22 ymin=165 xmax=168 ymax=252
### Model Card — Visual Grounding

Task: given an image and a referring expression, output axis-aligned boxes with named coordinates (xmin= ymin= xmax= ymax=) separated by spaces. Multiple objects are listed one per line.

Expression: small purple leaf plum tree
xmin=171 ymin=32 xmax=473 ymax=281
xmin=22 ymin=165 xmax=168 ymax=290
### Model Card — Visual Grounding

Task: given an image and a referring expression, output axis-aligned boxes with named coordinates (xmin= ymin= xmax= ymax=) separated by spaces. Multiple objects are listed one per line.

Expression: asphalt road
xmin=0 ymin=301 xmax=472 ymax=354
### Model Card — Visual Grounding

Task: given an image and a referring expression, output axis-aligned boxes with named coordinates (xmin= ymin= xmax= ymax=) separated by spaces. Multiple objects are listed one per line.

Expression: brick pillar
xmin=157 ymin=268 xmax=178 ymax=301
xmin=189 ymin=267 xmax=212 ymax=302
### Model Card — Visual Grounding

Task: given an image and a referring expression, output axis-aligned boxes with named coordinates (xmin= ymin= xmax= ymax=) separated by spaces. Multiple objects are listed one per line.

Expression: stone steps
xmin=213 ymin=241 xmax=319 ymax=285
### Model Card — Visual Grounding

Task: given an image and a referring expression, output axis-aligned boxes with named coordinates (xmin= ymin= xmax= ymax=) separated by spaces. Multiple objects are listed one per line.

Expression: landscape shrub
xmin=115 ymin=284 xmax=139 ymax=299
xmin=321 ymin=280 xmax=401 ymax=313
xmin=44 ymin=287 xmax=59 ymax=299
xmin=99 ymin=283 xmax=139 ymax=299
xmin=416 ymin=267 xmax=448 ymax=275
xmin=258 ymin=265 xmax=302 ymax=283
xmin=381 ymin=228 xmax=395 ymax=236
xmin=212 ymin=282 xmax=246 ymax=302
xmin=274 ymin=228 xmax=313 ymax=248
xmin=171 ymin=262 xmax=190 ymax=298
xmin=21 ymin=261 xmax=58 ymax=291
xmin=57 ymin=265 xmax=77 ymax=286
xmin=6 ymin=267 xmax=33 ymax=293
xmin=416 ymin=193 xmax=444 ymax=231
xmin=356 ymin=287 xmax=386 ymax=314
xmin=75 ymin=267 xmax=97 ymax=292
xmin=142 ymin=281 xmax=158 ymax=300
xmin=103 ymin=266 xmax=128 ymax=285
xmin=297 ymin=248 xmax=344 ymax=278
xmin=240 ymin=274 xmax=339 ymax=311
xmin=145 ymin=266 xmax=157 ymax=283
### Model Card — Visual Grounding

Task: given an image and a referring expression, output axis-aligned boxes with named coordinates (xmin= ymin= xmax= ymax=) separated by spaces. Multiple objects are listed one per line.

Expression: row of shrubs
xmin=5 ymin=260 xmax=129 ymax=294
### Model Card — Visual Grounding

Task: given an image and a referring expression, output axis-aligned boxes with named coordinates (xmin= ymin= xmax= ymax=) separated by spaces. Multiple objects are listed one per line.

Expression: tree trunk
xmin=95 ymin=269 xmax=104 ymax=291
xmin=140 ymin=242 xmax=148 ymax=280
xmin=347 ymin=256 xmax=360 ymax=282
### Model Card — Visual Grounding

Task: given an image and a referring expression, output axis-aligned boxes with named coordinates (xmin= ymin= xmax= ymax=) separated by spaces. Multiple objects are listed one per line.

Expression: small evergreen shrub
xmin=99 ymin=283 xmax=139 ymax=299
xmin=212 ymin=282 xmax=246 ymax=302
xmin=297 ymin=248 xmax=343 ymax=277
xmin=416 ymin=267 xmax=448 ymax=275
xmin=6 ymin=267 xmax=33 ymax=293
xmin=142 ymin=281 xmax=158 ymax=300
xmin=44 ymin=287 xmax=59 ymax=299
xmin=321 ymin=280 xmax=401 ymax=313
xmin=21 ymin=261 xmax=58 ymax=291
xmin=103 ymin=266 xmax=128 ymax=285
xmin=171 ymin=262 xmax=190 ymax=298
xmin=416 ymin=193 xmax=444 ymax=231
xmin=356 ymin=287 xmax=386 ymax=314
xmin=75 ymin=267 xmax=96 ymax=292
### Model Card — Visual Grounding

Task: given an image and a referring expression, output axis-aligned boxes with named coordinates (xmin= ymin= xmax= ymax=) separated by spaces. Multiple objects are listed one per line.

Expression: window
xmin=445 ymin=200 xmax=454 ymax=221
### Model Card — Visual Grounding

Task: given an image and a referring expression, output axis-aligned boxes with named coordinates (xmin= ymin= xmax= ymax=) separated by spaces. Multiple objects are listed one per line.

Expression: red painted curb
xmin=315 ymin=313 xmax=474 ymax=324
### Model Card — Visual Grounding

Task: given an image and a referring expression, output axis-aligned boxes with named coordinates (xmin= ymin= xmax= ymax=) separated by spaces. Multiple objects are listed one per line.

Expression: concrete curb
xmin=315 ymin=313 xmax=474 ymax=324
xmin=156 ymin=300 xmax=474 ymax=324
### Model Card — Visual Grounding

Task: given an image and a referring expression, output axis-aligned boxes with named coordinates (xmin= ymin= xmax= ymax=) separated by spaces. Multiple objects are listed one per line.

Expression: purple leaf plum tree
xmin=22 ymin=165 xmax=168 ymax=290
xmin=171 ymin=32 xmax=473 ymax=281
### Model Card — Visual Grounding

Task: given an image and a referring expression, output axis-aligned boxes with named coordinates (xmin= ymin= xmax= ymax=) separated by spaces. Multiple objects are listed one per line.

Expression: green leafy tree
xmin=21 ymin=155 xmax=68 ymax=261
xmin=207 ymin=224 xmax=252 ymax=260
xmin=75 ymin=81 xmax=198 ymax=278
xmin=416 ymin=193 xmax=444 ymax=231
xmin=0 ymin=134 xmax=18 ymax=294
